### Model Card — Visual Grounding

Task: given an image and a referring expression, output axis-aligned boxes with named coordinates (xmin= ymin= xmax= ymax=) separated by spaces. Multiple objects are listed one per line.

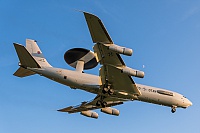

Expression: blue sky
xmin=1 ymin=0 xmax=200 ymax=133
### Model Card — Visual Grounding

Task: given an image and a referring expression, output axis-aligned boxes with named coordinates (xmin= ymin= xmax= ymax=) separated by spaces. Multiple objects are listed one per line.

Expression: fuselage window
xmin=157 ymin=90 xmax=173 ymax=96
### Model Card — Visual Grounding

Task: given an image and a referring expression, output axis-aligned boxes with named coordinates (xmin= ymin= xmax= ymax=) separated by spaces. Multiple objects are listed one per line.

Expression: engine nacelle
xmin=80 ymin=111 xmax=98 ymax=119
xmin=101 ymin=107 xmax=120 ymax=116
xmin=121 ymin=67 xmax=145 ymax=78
xmin=109 ymin=44 xmax=133 ymax=56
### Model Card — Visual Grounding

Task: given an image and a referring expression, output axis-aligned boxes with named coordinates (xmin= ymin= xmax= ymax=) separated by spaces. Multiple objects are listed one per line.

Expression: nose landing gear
xmin=171 ymin=105 xmax=177 ymax=113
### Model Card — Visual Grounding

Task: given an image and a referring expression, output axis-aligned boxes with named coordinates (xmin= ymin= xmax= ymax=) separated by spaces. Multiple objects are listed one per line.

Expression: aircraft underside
xmin=13 ymin=12 xmax=192 ymax=119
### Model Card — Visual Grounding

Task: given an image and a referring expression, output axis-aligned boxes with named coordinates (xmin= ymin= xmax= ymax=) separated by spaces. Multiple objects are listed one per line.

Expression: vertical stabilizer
xmin=26 ymin=39 xmax=52 ymax=67
xmin=13 ymin=39 xmax=52 ymax=78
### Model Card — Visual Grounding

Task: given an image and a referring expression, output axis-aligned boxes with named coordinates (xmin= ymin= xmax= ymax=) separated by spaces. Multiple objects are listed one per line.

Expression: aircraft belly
xmin=30 ymin=67 xmax=101 ymax=93
xmin=13 ymin=13 xmax=192 ymax=117
xmin=137 ymin=90 xmax=173 ymax=107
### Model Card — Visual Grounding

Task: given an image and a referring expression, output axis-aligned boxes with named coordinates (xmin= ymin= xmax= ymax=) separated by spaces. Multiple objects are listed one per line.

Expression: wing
xmin=57 ymin=95 xmax=125 ymax=113
xmin=84 ymin=12 xmax=141 ymax=96
xmin=95 ymin=43 xmax=140 ymax=96
xmin=84 ymin=12 xmax=113 ymax=44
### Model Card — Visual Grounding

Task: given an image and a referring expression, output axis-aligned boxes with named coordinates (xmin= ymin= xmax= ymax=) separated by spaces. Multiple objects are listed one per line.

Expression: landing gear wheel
xmin=102 ymin=87 xmax=109 ymax=94
xmin=96 ymin=100 xmax=107 ymax=107
xmin=101 ymin=101 xmax=107 ymax=108
xmin=96 ymin=100 xmax=101 ymax=106
xmin=108 ymin=89 xmax=114 ymax=95
xmin=102 ymin=81 xmax=112 ymax=95
xmin=171 ymin=107 xmax=176 ymax=113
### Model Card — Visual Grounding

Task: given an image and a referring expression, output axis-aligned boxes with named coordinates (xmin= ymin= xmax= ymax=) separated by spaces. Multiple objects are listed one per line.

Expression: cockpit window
xmin=183 ymin=96 xmax=186 ymax=98
xmin=157 ymin=90 xmax=173 ymax=96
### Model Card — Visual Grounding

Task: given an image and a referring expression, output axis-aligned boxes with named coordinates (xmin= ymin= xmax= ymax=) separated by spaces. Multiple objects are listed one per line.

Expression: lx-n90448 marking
xmin=13 ymin=12 xmax=192 ymax=119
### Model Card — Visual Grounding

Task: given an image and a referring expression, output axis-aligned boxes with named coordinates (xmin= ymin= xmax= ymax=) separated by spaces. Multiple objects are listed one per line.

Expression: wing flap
xmin=100 ymin=65 xmax=141 ymax=96
xmin=94 ymin=43 xmax=141 ymax=96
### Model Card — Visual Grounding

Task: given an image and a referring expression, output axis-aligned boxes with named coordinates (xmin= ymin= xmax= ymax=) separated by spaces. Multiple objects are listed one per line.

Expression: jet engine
xmin=80 ymin=110 xmax=98 ymax=119
xmin=121 ymin=67 xmax=145 ymax=78
xmin=101 ymin=107 xmax=120 ymax=116
xmin=108 ymin=44 xmax=133 ymax=56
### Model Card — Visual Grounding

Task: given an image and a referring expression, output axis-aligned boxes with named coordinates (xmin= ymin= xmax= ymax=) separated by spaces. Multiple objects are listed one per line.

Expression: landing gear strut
xmin=96 ymin=81 xmax=113 ymax=107
xmin=102 ymin=82 xmax=114 ymax=95
xmin=96 ymin=100 xmax=101 ymax=106
xmin=96 ymin=100 xmax=107 ymax=107
xmin=171 ymin=106 xmax=176 ymax=113
xmin=96 ymin=96 xmax=107 ymax=108
xmin=101 ymin=101 xmax=107 ymax=108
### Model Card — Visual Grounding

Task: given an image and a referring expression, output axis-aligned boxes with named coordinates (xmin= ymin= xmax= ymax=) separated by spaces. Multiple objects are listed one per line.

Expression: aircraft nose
xmin=188 ymin=100 xmax=192 ymax=106
xmin=186 ymin=99 xmax=192 ymax=107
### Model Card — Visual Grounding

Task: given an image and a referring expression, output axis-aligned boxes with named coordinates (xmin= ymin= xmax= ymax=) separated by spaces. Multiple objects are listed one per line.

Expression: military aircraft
xmin=13 ymin=12 xmax=192 ymax=119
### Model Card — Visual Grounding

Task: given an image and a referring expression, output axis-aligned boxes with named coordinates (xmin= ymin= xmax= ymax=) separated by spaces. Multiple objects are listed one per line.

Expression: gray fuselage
xmin=29 ymin=67 xmax=192 ymax=109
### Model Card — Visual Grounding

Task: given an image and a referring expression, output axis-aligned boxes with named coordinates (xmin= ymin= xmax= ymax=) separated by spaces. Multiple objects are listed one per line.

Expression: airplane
xmin=13 ymin=12 xmax=192 ymax=119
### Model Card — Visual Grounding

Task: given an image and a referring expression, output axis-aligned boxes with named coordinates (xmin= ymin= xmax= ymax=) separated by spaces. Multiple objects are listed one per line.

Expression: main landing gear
xmin=171 ymin=105 xmax=177 ymax=113
xmin=96 ymin=95 xmax=107 ymax=107
xmin=96 ymin=81 xmax=114 ymax=107
xmin=96 ymin=99 xmax=107 ymax=108
xmin=102 ymin=82 xmax=114 ymax=95
xmin=102 ymin=87 xmax=114 ymax=95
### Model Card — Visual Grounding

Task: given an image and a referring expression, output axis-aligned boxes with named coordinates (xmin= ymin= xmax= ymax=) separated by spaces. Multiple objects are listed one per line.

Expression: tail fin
xmin=26 ymin=39 xmax=52 ymax=67
xmin=13 ymin=39 xmax=51 ymax=77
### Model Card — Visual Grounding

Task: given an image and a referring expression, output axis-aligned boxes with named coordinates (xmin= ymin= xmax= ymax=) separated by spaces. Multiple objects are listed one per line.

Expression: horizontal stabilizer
xmin=25 ymin=39 xmax=52 ymax=67
xmin=13 ymin=43 xmax=40 ymax=68
xmin=14 ymin=67 xmax=36 ymax=77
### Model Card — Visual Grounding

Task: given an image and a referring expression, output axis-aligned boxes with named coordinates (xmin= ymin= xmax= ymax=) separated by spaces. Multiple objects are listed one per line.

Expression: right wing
xmin=57 ymin=95 xmax=125 ymax=113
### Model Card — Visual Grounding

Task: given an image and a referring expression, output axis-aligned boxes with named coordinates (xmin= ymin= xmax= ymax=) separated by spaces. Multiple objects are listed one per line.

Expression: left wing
xmin=57 ymin=95 xmax=125 ymax=113
xmin=84 ymin=12 xmax=141 ymax=97
xmin=84 ymin=12 xmax=113 ymax=44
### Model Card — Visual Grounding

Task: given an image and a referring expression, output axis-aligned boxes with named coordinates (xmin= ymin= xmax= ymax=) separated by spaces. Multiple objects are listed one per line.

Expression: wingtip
xmin=57 ymin=106 xmax=73 ymax=112
xmin=73 ymin=9 xmax=93 ymax=17
xmin=13 ymin=43 xmax=23 ymax=47
xmin=13 ymin=42 xmax=18 ymax=45
xmin=74 ymin=9 xmax=84 ymax=13
xmin=83 ymin=11 xmax=99 ymax=18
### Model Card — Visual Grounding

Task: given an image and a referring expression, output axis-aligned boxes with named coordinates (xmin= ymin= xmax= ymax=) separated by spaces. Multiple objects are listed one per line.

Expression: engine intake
xmin=80 ymin=111 xmax=98 ymax=119
xmin=101 ymin=107 xmax=120 ymax=116
xmin=121 ymin=67 xmax=144 ymax=78
xmin=109 ymin=44 xmax=133 ymax=56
